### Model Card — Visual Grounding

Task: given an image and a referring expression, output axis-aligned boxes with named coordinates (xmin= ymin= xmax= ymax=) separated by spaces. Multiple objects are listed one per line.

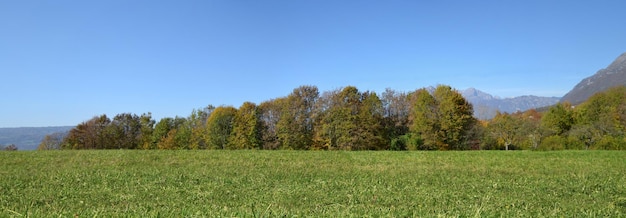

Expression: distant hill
xmin=461 ymin=88 xmax=560 ymax=120
xmin=0 ymin=126 xmax=73 ymax=150
xmin=561 ymin=52 xmax=626 ymax=105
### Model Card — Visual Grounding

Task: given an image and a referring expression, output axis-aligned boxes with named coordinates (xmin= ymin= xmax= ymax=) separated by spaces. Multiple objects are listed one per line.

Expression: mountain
xmin=0 ymin=126 xmax=73 ymax=150
xmin=461 ymin=88 xmax=560 ymax=120
xmin=561 ymin=52 xmax=626 ymax=105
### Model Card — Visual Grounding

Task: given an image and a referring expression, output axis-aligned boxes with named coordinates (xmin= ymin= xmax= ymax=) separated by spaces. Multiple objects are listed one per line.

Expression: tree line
xmin=39 ymin=85 xmax=626 ymax=150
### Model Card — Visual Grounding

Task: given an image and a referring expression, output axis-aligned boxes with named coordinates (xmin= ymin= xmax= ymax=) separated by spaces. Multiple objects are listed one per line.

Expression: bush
xmin=538 ymin=135 xmax=565 ymax=151
xmin=565 ymin=136 xmax=586 ymax=150
xmin=390 ymin=136 xmax=407 ymax=151
xmin=591 ymin=135 xmax=625 ymax=150
xmin=2 ymin=144 xmax=18 ymax=151
xmin=397 ymin=134 xmax=426 ymax=151
xmin=479 ymin=136 xmax=499 ymax=150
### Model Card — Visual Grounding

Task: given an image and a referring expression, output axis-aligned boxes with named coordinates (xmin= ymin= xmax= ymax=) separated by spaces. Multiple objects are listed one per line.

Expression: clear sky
xmin=1 ymin=0 xmax=625 ymax=127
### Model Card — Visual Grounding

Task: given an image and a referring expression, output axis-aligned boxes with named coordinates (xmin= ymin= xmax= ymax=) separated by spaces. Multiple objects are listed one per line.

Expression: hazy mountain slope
xmin=0 ymin=126 xmax=72 ymax=150
xmin=561 ymin=52 xmax=626 ymax=105
xmin=461 ymin=88 xmax=560 ymax=120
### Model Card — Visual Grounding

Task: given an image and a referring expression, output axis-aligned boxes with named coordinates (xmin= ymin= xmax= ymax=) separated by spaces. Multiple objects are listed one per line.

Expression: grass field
xmin=1 ymin=150 xmax=625 ymax=217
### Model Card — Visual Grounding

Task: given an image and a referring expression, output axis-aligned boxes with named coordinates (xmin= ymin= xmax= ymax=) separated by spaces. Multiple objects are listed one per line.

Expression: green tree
xmin=541 ymin=103 xmax=574 ymax=136
xmin=569 ymin=86 xmax=626 ymax=149
xmin=205 ymin=106 xmax=237 ymax=149
xmin=151 ymin=117 xmax=174 ymax=149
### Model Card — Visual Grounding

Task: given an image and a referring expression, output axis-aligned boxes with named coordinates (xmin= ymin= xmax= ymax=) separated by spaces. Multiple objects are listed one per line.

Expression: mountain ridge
xmin=459 ymin=88 xmax=560 ymax=120
xmin=0 ymin=126 xmax=73 ymax=150
xmin=561 ymin=52 xmax=626 ymax=105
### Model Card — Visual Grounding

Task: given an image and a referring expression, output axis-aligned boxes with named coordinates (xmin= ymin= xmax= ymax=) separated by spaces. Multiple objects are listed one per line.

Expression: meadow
xmin=0 ymin=150 xmax=624 ymax=217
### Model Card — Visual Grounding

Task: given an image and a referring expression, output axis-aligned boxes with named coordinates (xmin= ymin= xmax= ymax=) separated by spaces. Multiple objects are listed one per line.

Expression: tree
xmin=314 ymin=87 xmax=360 ymax=150
xmin=205 ymin=106 xmax=237 ymax=149
xmin=229 ymin=102 xmax=262 ymax=149
xmin=409 ymin=85 xmax=475 ymax=150
xmin=138 ymin=113 xmax=155 ymax=149
xmin=487 ymin=112 xmax=523 ymax=150
xmin=356 ymin=91 xmax=386 ymax=150
xmin=2 ymin=144 xmax=17 ymax=151
xmin=156 ymin=117 xmax=188 ymax=149
xmin=62 ymin=115 xmax=111 ymax=149
xmin=381 ymin=88 xmax=411 ymax=146
xmin=151 ymin=117 xmax=174 ymax=149
xmin=188 ymin=105 xmax=214 ymax=149
xmin=277 ymin=86 xmax=319 ymax=150
xmin=38 ymin=132 xmax=65 ymax=150
xmin=107 ymin=113 xmax=142 ymax=149
xmin=541 ymin=103 xmax=574 ymax=136
xmin=313 ymin=86 xmax=386 ymax=150
xmin=172 ymin=117 xmax=192 ymax=149
xmin=409 ymin=88 xmax=439 ymax=150
xmin=569 ymin=86 xmax=626 ymax=149
xmin=258 ymin=98 xmax=286 ymax=149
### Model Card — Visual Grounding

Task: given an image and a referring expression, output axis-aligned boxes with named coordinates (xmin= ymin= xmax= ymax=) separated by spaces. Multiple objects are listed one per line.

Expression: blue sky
xmin=1 ymin=0 xmax=625 ymax=127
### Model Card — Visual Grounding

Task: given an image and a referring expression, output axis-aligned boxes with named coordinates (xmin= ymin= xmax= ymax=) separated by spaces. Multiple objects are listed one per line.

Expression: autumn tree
xmin=149 ymin=117 xmax=173 ymax=149
xmin=188 ymin=105 xmax=214 ymax=149
xmin=409 ymin=85 xmax=475 ymax=150
xmin=229 ymin=102 xmax=262 ymax=149
xmin=205 ymin=106 xmax=237 ymax=149
xmin=356 ymin=91 xmax=386 ymax=149
xmin=106 ymin=113 xmax=143 ymax=149
xmin=258 ymin=98 xmax=285 ymax=149
xmin=409 ymin=88 xmax=439 ymax=150
xmin=314 ymin=86 xmax=386 ymax=150
xmin=38 ymin=132 xmax=65 ymax=150
xmin=62 ymin=115 xmax=111 ymax=149
xmin=155 ymin=117 xmax=188 ymax=149
xmin=314 ymin=87 xmax=359 ymax=150
xmin=487 ymin=112 xmax=529 ymax=150
xmin=277 ymin=86 xmax=319 ymax=150
xmin=138 ymin=113 xmax=155 ymax=149
xmin=381 ymin=88 xmax=411 ymax=146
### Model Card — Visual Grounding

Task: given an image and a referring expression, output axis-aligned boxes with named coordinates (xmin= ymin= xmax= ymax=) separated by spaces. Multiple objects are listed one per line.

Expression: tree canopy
xmin=45 ymin=85 xmax=626 ymax=151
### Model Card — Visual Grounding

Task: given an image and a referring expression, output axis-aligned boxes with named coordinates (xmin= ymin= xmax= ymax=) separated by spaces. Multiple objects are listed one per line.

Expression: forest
xmin=39 ymin=85 xmax=626 ymax=151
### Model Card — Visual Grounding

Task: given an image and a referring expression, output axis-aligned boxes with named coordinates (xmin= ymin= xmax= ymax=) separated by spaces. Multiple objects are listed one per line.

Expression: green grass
xmin=1 ymin=150 xmax=625 ymax=217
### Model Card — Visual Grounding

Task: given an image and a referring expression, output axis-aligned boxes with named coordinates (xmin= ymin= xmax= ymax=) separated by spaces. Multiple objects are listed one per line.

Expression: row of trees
xmin=40 ymin=85 xmax=626 ymax=150
xmin=483 ymin=86 xmax=626 ymax=150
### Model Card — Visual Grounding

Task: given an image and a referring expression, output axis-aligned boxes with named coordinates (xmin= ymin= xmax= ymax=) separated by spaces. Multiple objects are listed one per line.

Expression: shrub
xmin=538 ymin=135 xmax=565 ymax=151
xmin=390 ymin=136 xmax=407 ymax=151
xmin=591 ymin=135 xmax=624 ymax=150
